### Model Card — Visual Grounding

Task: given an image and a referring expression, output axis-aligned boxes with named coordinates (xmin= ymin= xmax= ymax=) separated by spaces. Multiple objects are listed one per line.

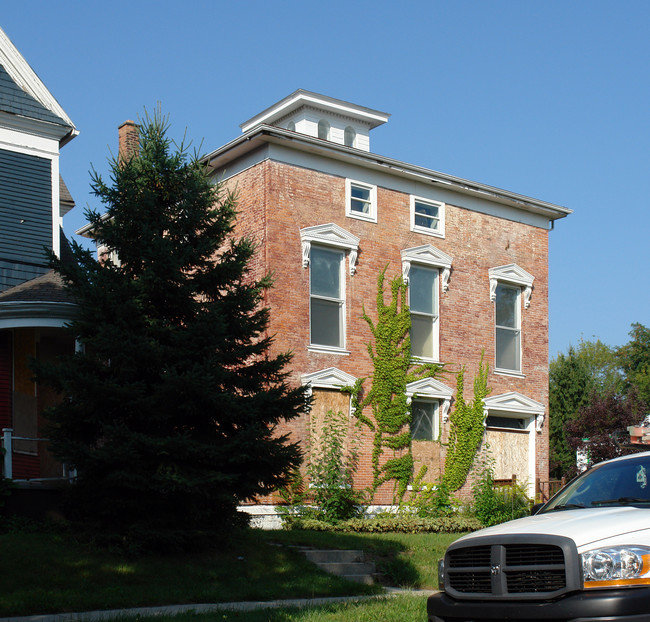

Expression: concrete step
xmin=318 ymin=561 xmax=376 ymax=576
xmin=300 ymin=548 xmax=376 ymax=584
xmin=303 ymin=549 xmax=365 ymax=564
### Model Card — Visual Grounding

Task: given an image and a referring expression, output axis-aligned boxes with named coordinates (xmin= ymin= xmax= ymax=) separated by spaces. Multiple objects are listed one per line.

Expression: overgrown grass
xmin=0 ymin=524 xmax=462 ymax=617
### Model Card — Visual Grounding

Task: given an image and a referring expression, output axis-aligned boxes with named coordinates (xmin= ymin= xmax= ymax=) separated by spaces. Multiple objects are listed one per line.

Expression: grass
xmin=0 ymin=523 xmax=463 ymax=618
xmin=114 ymin=594 xmax=428 ymax=621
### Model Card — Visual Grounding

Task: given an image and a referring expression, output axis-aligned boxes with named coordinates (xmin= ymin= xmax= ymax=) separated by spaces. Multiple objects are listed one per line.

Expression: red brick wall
xmin=222 ymin=159 xmax=550 ymax=504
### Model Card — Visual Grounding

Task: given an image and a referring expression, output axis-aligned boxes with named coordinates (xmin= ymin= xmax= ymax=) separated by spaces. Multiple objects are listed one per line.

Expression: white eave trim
xmin=0 ymin=27 xmax=76 ymax=134
xmin=240 ymin=89 xmax=390 ymax=133
xmin=205 ymin=126 xmax=572 ymax=221
xmin=0 ymin=301 xmax=77 ymax=328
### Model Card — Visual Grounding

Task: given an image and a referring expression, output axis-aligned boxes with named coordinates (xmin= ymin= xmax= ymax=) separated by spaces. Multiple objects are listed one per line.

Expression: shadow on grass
xmin=257 ymin=529 xmax=422 ymax=588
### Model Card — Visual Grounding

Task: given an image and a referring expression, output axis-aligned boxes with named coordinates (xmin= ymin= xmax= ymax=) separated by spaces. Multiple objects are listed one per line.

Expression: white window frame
xmin=410 ymin=196 xmax=445 ymax=238
xmin=309 ymin=245 xmax=345 ymax=351
xmin=406 ymin=376 xmax=454 ymax=442
xmin=401 ymin=245 xmax=453 ymax=363
xmin=346 ymin=178 xmax=377 ymax=223
xmin=489 ymin=264 xmax=534 ymax=376
xmin=408 ymin=264 xmax=439 ymax=362
xmin=301 ymin=223 xmax=359 ymax=355
xmin=410 ymin=399 xmax=440 ymax=441
xmin=495 ymin=283 xmax=521 ymax=373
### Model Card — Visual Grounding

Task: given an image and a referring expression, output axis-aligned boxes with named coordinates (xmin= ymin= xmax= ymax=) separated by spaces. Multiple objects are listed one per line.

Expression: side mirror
xmin=530 ymin=502 xmax=545 ymax=515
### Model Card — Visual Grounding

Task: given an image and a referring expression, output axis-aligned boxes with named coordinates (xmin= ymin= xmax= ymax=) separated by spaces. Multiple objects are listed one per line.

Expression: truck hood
xmin=458 ymin=507 xmax=650 ymax=549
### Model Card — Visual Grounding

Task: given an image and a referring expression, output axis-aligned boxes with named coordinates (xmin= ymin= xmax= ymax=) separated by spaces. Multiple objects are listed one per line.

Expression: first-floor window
xmin=411 ymin=399 xmax=438 ymax=440
xmin=310 ymin=245 xmax=344 ymax=348
xmin=495 ymin=283 xmax=521 ymax=371
xmin=409 ymin=264 xmax=439 ymax=359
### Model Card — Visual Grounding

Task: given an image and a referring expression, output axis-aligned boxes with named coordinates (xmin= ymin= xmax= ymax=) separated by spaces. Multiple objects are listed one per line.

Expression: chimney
xmin=118 ymin=120 xmax=139 ymax=160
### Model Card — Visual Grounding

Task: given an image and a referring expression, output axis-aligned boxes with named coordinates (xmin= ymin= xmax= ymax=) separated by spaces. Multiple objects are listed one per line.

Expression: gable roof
xmin=0 ymin=63 xmax=68 ymax=127
xmin=0 ymin=26 xmax=77 ymax=144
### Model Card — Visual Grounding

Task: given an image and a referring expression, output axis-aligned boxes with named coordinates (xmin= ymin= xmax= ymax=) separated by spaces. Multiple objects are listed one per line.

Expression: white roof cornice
xmin=205 ymin=126 xmax=572 ymax=222
xmin=240 ymin=89 xmax=390 ymax=133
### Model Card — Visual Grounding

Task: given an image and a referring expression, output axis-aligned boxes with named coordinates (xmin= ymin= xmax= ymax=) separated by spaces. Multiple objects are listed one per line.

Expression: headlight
xmin=582 ymin=546 xmax=650 ymax=588
xmin=438 ymin=558 xmax=445 ymax=590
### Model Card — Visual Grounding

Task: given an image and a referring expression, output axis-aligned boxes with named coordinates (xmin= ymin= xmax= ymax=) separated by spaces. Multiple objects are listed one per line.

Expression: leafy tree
xmin=549 ymin=347 xmax=593 ymax=478
xmin=565 ymin=389 xmax=646 ymax=473
xmin=35 ymin=112 xmax=309 ymax=549
xmin=617 ymin=323 xmax=650 ymax=406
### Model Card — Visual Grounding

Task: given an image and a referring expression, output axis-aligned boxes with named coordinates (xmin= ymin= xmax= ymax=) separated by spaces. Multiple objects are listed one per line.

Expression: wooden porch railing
xmin=1 ymin=428 xmax=75 ymax=483
xmin=536 ymin=477 xmax=566 ymax=503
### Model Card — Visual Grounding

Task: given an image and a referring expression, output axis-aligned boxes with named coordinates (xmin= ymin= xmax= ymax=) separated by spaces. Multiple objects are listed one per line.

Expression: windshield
xmin=542 ymin=454 xmax=650 ymax=512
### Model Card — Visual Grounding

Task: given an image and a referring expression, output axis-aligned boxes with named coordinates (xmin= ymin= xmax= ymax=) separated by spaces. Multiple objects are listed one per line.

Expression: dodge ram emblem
xmin=491 ymin=565 xmax=501 ymax=576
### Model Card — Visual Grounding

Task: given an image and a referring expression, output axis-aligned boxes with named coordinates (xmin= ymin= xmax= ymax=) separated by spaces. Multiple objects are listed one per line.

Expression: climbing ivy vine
xmin=442 ymin=354 xmax=490 ymax=492
xmin=346 ymin=267 xmax=442 ymax=502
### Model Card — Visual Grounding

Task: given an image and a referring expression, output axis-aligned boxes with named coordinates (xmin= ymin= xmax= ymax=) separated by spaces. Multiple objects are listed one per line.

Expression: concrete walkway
xmin=0 ymin=589 xmax=436 ymax=622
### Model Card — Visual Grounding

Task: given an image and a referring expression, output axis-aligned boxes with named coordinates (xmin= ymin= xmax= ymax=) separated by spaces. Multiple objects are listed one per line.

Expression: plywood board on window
xmin=485 ymin=428 xmax=528 ymax=484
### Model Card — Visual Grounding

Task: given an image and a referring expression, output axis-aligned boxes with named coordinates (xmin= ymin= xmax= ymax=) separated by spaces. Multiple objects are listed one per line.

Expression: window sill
xmin=412 ymin=225 xmax=444 ymax=239
xmin=346 ymin=211 xmax=377 ymax=223
xmin=494 ymin=368 xmax=526 ymax=379
xmin=308 ymin=345 xmax=351 ymax=356
xmin=411 ymin=355 xmax=442 ymax=365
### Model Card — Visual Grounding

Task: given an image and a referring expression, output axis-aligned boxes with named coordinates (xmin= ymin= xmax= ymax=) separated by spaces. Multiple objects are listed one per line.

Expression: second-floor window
xmin=409 ymin=264 xmax=439 ymax=360
xmin=495 ymin=283 xmax=521 ymax=372
xmin=310 ymin=245 xmax=344 ymax=348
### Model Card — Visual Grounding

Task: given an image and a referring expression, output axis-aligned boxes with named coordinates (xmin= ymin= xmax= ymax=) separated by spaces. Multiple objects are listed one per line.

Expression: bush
xmin=283 ymin=514 xmax=481 ymax=534
xmin=472 ymin=468 xmax=531 ymax=527
xmin=400 ymin=471 xmax=459 ymax=518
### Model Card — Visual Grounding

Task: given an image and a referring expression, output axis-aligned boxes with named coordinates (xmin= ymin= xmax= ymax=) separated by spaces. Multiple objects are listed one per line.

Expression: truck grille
xmin=445 ymin=535 xmax=577 ymax=600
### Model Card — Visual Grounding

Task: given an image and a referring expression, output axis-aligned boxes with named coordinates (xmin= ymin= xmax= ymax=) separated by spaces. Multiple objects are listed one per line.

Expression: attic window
xmin=344 ymin=126 xmax=356 ymax=147
xmin=318 ymin=120 xmax=330 ymax=140
xmin=287 ymin=121 xmax=296 ymax=131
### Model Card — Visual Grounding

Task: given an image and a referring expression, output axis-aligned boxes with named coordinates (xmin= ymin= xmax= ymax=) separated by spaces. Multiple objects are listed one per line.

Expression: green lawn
xmin=0 ymin=525 xmax=462 ymax=618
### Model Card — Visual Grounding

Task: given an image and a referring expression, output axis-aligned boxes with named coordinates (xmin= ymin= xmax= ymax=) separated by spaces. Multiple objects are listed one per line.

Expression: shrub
xmin=472 ymin=468 xmax=531 ymax=527
xmin=283 ymin=514 xmax=481 ymax=534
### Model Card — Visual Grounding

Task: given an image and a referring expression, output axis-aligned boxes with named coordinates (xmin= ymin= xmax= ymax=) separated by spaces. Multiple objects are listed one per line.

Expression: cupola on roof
xmin=239 ymin=89 xmax=389 ymax=152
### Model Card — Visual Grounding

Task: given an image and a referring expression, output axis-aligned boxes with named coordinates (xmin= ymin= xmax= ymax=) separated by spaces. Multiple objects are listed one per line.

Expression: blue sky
xmin=2 ymin=1 xmax=648 ymax=359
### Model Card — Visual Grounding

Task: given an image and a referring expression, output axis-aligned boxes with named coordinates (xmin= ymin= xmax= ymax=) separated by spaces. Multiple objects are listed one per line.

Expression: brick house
xmin=0 ymin=26 xmax=78 ymax=483
xmin=199 ymin=90 xmax=570 ymax=510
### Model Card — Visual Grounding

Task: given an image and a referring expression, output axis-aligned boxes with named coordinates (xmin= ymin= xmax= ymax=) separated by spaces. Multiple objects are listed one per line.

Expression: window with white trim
xmin=310 ymin=245 xmax=344 ymax=348
xmin=411 ymin=399 xmax=439 ymax=441
xmin=411 ymin=196 xmax=445 ymax=237
xmin=409 ymin=264 xmax=439 ymax=360
xmin=495 ymin=283 xmax=521 ymax=372
xmin=489 ymin=264 xmax=534 ymax=374
xmin=301 ymin=224 xmax=359 ymax=353
xmin=346 ymin=179 xmax=377 ymax=222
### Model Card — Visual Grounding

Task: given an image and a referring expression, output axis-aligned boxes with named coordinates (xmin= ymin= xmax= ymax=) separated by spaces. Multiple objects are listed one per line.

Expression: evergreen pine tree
xmin=36 ymin=112 xmax=308 ymax=548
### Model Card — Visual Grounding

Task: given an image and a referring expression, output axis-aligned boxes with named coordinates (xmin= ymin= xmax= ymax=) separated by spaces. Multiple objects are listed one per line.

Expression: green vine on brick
xmin=442 ymin=354 xmax=490 ymax=492
xmin=345 ymin=267 xmax=442 ymax=502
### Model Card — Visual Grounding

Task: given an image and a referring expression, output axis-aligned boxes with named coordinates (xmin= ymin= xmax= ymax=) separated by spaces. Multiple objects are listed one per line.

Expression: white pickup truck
xmin=428 ymin=451 xmax=650 ymax=622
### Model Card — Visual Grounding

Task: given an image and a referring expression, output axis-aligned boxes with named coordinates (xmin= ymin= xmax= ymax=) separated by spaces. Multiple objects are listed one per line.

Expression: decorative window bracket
xmin=489 ymin=263 xmax=534 ymax=308
xmin=401 ymin=244 xmax=453 ymax=291
xmin=300 ymin=223 xmax=360 ymax=276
